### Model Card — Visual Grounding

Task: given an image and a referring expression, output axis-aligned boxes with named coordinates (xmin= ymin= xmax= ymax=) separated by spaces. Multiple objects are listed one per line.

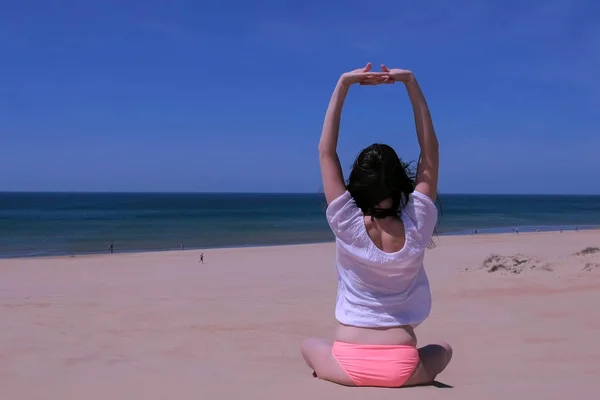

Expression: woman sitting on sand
xmin=301 ymin=63 xmax=452 ymax=388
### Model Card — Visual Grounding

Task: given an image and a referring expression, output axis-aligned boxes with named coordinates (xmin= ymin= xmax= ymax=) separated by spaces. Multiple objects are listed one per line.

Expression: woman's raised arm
xmin=382 ymin=65 xmax=439 ymax=201
xmin=318 ymin=63 xmax=389 ymax=204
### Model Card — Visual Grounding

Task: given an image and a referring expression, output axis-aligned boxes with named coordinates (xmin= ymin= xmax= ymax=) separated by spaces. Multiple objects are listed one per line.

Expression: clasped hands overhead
xmin=340 ymin=62 xmax=414 ymax=86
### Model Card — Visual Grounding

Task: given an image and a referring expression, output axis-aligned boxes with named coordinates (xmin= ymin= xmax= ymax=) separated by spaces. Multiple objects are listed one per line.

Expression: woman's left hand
xmin=339 ymin=62 xmax=393 ymax=86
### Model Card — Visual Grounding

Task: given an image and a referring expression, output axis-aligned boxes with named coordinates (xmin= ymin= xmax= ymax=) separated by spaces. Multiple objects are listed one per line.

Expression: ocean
xmin=1 ymin=192 xmax=599 ymax=258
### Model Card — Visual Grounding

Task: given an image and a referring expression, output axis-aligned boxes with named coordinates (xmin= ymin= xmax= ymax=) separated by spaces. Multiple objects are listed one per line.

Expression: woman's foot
xmin=403 ymin=341 xmax=453 ymax=386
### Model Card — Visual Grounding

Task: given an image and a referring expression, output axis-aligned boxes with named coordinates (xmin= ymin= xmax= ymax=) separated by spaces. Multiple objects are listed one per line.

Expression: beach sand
xmin=1 ymin=230 xmax=600 ymax=399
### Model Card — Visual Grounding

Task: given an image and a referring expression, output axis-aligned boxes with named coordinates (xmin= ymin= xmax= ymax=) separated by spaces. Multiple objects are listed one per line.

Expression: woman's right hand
xmin=380 ymin=64 xmax=414 ymax=83
xmin=340 ymin=62 xmax=391 ymax=86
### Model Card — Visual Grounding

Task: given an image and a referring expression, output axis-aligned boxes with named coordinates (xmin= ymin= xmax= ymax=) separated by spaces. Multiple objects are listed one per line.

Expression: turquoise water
xmin=1 ymin=192 xmax=599 ymax=258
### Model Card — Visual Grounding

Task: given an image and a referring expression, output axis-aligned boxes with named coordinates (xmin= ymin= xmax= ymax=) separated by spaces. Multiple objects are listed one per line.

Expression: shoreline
xmin=2 ymin=227 xmax=598 ymax=261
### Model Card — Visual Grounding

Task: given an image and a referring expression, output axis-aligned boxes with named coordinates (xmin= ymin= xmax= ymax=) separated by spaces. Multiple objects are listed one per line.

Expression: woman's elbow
xmin=318 ymin=145 xmax=336 ymax=157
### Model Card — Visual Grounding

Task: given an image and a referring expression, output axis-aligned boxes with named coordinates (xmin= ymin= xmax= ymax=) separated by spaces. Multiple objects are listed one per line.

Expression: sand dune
xmin=1 ymin=230 xmax=600 ymax=399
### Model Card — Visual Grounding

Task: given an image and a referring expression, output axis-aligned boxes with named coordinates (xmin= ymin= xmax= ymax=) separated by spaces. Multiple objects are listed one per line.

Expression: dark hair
xmin=346 ymin=143 xmax=441 ymax=247
xmin=346 ymin=143 xmax=416 ymax=218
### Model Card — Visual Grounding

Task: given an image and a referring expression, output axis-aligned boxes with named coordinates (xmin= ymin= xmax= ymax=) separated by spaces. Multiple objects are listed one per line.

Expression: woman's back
xmin=364 ymin=215 xmax=406 ymax=254
xmin=326 ymin=190 xmax=438 ymax=330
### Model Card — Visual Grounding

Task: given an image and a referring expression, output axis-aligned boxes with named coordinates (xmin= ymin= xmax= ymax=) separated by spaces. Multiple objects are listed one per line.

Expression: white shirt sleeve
xmin=325 ymin=191 xmax=363 ymax=241
xmin=403 ymin=190 xmax=439 ymax=244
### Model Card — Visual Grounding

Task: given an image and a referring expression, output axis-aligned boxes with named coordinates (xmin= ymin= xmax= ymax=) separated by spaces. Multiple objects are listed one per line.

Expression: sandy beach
xmin=1 ymin=230 xmax=600 ymax=399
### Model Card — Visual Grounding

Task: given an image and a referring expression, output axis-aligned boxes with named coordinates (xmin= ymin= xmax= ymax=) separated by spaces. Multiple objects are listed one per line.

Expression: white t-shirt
xmin=326 ymin=190 xmax=438 ymax=328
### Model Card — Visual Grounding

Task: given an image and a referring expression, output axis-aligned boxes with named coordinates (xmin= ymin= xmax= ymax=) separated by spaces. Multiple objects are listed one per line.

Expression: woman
xmin=301 ymin=63 xmax=452 ymax=388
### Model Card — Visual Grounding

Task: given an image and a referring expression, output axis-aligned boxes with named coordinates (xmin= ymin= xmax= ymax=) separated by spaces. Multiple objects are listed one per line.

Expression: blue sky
xmin=1 ymin=0 xmax=599 ymax=194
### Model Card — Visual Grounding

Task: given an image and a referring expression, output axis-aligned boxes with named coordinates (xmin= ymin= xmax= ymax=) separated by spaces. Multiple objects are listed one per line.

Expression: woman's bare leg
xmin=403 ymin=341 xmax=453 ymax=387
xmin=300 ymin=338 xmax=355 ymax=386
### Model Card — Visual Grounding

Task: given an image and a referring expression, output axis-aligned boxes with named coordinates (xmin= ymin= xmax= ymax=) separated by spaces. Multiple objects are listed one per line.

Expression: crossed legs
xmin=300 ymin=337 xmax=452 ymax=387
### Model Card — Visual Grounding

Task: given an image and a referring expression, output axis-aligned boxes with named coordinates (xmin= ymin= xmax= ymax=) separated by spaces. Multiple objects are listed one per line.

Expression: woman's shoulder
xmin=325 ymin=191 xmax=365 ymax=241
xmin=401 ymin=190 xmax=438 ymax=246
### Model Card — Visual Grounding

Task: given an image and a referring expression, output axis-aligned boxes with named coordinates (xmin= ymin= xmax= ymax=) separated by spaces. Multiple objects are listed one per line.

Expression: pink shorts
xmin=332 ymin=341 xmax=420 ymax=387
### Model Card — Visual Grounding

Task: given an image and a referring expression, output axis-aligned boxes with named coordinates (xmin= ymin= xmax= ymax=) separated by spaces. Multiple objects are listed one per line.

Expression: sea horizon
xmin=2 ymin=191 xmax=600 ymax=196
xmin=1 ymin=192 xmax=600 ymax=259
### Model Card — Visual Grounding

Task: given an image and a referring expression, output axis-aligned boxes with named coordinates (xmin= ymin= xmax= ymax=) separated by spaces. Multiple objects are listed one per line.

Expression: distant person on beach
xmin=199 ymin=253 xmax=204 ymax=264
xmin=301 ymin=63 xmax=452 ymax=388
xmin=108 ymin=243 xmax=113 ymax=254
xmin=181 ymin=242 xmax=184 ymax=250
